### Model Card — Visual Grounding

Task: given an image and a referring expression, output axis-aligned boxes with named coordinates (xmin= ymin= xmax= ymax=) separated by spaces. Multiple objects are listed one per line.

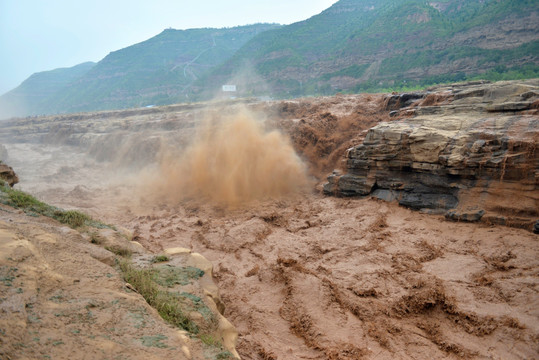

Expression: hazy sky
xmin=0 ymin=0 xmax=338 ymax=95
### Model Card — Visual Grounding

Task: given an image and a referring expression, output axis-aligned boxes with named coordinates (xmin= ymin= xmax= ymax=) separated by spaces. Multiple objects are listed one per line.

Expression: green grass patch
xmin=216 ymin=352 xmax=235 ymax=360
xmin=140 ymin=334 xmax=169 ymax=348
xmin=152 ymin=265 xmax=204 ymax=287
xmin=6 ymin=188 xmax=50 ymax=212
xmin=105 ymin=245 xmax=132 ymax=258
xmin=53 ymin=210 xmax=90 ymax=228
xmin=200 ymin=333 xmax=219 ymax=346
xmin=151 ymin=255 xmax=170 ymax=263
xmin=119 ymin=261 xmax=198 ymax=333
xmin=200 ymin=333 xmax=235 ymax=359
xmin=0 ymin=183 xmax=112 ymax=229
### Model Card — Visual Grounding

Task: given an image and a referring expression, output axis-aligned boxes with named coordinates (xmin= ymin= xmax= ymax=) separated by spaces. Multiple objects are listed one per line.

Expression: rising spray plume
xmin=148 ymin=107 xmax=311 ymax=207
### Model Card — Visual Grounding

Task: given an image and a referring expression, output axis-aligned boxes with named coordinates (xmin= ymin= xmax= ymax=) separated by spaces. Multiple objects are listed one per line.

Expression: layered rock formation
xmin=325 ymin=79 xmax=539 ymax=231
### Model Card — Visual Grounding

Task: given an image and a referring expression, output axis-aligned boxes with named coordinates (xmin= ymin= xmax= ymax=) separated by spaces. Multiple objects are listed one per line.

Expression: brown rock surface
xmin=0 ymin=163 xmax=18 ymax=187
xmin=0 ymin=202 xmax=239 ymax=360
xmin=325 ymin=80 xmax=539 ymax=231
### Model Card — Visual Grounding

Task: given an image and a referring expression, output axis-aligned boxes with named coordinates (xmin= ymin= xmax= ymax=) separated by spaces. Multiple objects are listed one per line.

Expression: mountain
xmin=0 ymin=62 xmax=95 ymax=118
xmin=1 ymin=0 xmax=538 ymax=118
xmin=49 ymin=24 xmax=280 ymax=114
xmin=201 ymin=0 xmax=539 ymax=98
xmin=0 ymin=24 xmax=280 ymax=117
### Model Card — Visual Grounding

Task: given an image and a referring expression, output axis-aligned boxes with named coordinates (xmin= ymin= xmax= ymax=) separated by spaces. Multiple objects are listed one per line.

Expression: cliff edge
xmin=324 ymin=79 xmax=539 ymax=232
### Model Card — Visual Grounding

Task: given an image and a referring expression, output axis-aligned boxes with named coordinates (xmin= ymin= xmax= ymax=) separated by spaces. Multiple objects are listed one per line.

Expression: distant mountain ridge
xmin=0 ymin=24 xmax=280 ymax=117
xmin=202 ymin=0 xmax=539 ymax=98
xmin=1 ymin=0 xmax=538 ymax=118
xmin=0 ymin=62 xmax=96 ymax=118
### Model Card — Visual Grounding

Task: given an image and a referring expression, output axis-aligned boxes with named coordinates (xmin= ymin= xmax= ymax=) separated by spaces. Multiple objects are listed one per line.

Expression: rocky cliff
xmin=324 ymin=79 xmax=539 ymax=232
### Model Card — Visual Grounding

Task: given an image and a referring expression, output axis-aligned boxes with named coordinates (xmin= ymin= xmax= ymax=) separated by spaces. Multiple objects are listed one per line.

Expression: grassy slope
xmin=0 ymin=180 xmax=109 ymax=229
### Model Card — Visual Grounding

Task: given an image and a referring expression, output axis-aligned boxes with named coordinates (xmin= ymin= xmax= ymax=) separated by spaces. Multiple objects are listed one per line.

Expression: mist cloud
xmin=146 ymin=106 xmax=310 ymax=206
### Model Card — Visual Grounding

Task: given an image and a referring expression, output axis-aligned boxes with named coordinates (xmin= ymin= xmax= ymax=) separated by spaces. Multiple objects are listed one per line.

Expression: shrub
xmin=151 ymin=255 xmax=170 ymax=263
xmin=54 ymin=210 xmax=90 ymax=228
xmin=7 ymin=189 xmax=49 ymax=213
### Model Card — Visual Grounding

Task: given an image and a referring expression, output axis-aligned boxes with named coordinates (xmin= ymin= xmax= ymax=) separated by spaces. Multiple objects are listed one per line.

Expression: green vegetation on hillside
xmin=204 ymin=0 xmax=538 ymax=99
xmin=51 ymin=24 xmax=280 ymax=113
xmin=380 ymin=41 xmax=539 ymax=77
xmin=0 ymin=62 xmax=95 ymax=118
xmin=0 ymin=24 xmax=280 ymax=117
xmin=1 ymin=0 xmax=537 ymax=116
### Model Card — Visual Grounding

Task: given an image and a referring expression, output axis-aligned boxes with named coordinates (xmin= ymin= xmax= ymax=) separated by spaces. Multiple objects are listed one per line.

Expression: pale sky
xmin=0 ymin=0 xmax=339 ymax=95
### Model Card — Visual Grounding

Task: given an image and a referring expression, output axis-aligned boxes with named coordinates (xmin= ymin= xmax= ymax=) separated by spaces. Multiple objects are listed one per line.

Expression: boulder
xmin=385 ymin=92 xmax=425 ymax=110
xmin=0 ymin=163 xmax=18 ymax=187
xmin=445 ymin=209 xmax=486 ymax=222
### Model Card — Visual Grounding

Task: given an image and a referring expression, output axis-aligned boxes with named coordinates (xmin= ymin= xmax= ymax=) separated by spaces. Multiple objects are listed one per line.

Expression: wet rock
xmin=0 ymin=163 xmax=19 ymax=187
xmin=534 ymin=221 xmax=539 ymax=234
xmin=338 ymin=174 xmax=375 ymax=196
xmin=486 ymin=101 xmax=534 ymax=112
xmin=445 ymin=209 xmax=486 ymax=222
xmin=322 ymin=170 xmax=341 ymax=195
xmin=400 ymin=192 xmax=458 ymax=211
xmin=521 ymin=90 xmax=539 ymax=99
xmin=385 ymin=92 xmax=425 ymax=110
xmin=323 ymin=172 xmax=374 ymax=197
xmin=371 ymin=189 xmax=400 ymax=202
xmin=325 ymin=80 xmax=539 ymax=230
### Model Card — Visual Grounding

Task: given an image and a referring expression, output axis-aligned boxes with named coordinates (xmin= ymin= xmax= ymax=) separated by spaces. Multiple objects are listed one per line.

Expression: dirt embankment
xmin=1 ymin=84 xmax=538 ymax=359
xmin=0 ymin=208 xmax=198 ymax=360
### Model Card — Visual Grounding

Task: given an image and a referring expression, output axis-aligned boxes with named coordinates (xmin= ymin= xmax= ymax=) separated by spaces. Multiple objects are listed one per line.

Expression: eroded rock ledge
xmin=324 ymin=79 xmax=539 ymax=232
